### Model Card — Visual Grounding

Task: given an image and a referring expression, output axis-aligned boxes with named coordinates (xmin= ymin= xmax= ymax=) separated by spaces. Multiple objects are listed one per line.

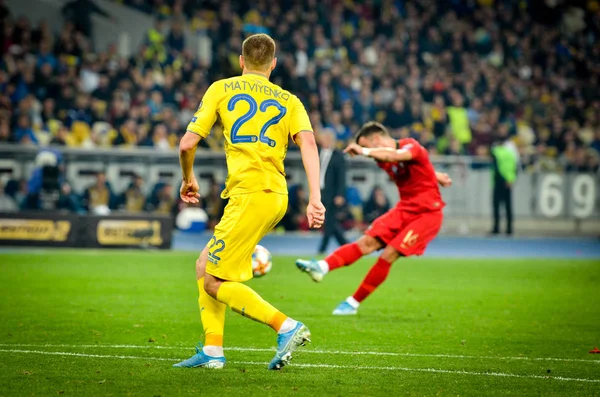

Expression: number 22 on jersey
xmin=227 ymin=94 xmax=287 ymax=147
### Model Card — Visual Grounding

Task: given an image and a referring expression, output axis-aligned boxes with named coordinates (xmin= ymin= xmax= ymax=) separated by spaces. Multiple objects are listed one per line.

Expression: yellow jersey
xmin=187 ymin=73 xmax=313 ymax=198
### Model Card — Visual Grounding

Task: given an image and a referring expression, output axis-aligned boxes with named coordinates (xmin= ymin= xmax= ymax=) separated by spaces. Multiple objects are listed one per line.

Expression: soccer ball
xmin=252 ymin=245 xmax=272 ymax=277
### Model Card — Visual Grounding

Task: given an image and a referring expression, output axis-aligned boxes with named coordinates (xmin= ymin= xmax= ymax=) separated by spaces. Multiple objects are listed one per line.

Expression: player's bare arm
xmin=344 ymin=143 xmax=413 ymax=162
xmin=295 ymin=130 xmax=325 ymax=229
xmin=179 ymin=131 xmax=202 ymax=204
xmin=435 ymin=171 xmax=452 ymax=187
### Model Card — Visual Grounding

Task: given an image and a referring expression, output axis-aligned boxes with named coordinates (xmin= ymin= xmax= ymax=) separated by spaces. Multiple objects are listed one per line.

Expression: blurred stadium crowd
xmin=0 ymin=159 xmax=233 ymax=226
xmin=1 ymin=0 xmax=599 ymax=173
xmin=0 ymin=164 xmax=377 ymax=232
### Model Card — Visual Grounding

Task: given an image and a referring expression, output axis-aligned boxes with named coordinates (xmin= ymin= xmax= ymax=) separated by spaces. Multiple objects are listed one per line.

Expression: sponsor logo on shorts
xmin=400 ymin=230 xmax=419 ymax=249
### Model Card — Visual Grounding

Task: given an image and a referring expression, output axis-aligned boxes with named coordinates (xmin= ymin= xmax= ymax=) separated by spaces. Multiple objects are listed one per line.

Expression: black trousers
xmin=492 ymin=183 xmax=513 ymax=235
xmin=318 ymin=203 xmax=348 ymax=253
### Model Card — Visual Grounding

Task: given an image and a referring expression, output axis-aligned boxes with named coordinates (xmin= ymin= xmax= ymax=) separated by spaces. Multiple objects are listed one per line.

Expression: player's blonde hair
xmin=242 ymin=34 xmax=276 ymax=71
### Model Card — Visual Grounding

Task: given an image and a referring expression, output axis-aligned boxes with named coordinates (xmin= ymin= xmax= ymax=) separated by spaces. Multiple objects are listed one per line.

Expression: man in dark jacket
xmin=317 ymin=130 xmax=348 ymax=254
xmin=62 ymin=0 xmax=115 ymax=39
xmin=57 ymin=182 xmax=81 ymax=212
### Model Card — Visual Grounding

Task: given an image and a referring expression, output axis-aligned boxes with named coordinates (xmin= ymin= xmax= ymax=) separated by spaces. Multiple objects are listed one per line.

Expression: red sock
xmin=352 ymin=257 xmax=392 ymax=303
xmin=325 ymin=243 xmax=363 ymax=271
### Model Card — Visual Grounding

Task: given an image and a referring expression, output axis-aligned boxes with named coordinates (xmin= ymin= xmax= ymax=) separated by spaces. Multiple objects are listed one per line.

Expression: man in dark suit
xmin=318 ymin=130 xmax=348 ymax=254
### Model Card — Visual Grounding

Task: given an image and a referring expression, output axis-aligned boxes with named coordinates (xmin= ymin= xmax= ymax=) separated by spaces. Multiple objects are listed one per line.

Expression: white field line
xmin=0 ymin=348 xmax=598 ymax=384
xmin=0 ymin=349 xmax=174 ymax=361
xmin=0 ymin=343 xmax=598 ymax=365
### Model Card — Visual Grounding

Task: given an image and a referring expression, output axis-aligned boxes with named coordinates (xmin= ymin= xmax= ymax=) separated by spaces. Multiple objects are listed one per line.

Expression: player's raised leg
xmin=296 ymin=236 xmax=382 ymax=282
xmin=333 ymin=245 xmax=400 ymax=315
xmin=174 ymin=248 xmax=227 ymax=368
xmin=334 ymin=210 xmax=443 ymax=315
xmin=297 ymin=207 xmax=397 ymax=282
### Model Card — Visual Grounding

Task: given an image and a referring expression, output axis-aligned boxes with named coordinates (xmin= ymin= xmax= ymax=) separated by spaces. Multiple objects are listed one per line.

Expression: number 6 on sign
xmin=539 ymin=174 xmax=563 ymax=218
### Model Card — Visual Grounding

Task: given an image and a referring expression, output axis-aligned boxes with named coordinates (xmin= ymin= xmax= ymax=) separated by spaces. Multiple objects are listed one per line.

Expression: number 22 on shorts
xmin=208 ymin=236 xmax=225 ymax=264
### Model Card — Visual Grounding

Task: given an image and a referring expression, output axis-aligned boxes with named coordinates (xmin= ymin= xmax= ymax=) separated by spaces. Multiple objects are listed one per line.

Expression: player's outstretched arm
xmin=344 ymin=143 xmax=413 ymax=162
xmin=435 ymin=171 xmax=453 ymax=188
xmin=179 ymin=131 xmax=202 ymax=204
xmin=295 ymin=131 xmax=325 ymax=229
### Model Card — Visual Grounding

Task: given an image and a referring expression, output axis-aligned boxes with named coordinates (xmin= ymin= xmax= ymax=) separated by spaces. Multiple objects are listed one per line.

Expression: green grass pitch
xmin=0 ymin=251 xmax=599 ymax=396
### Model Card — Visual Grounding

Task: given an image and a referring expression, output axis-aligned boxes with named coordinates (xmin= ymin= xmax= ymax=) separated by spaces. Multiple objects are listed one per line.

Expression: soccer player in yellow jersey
xmin=173 ymin=33 xmax=325 ymax=370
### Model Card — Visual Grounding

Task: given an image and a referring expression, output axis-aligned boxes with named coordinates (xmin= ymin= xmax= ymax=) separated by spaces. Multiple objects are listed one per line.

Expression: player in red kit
xmin=296 ymin=122 xmax=452 ymax=315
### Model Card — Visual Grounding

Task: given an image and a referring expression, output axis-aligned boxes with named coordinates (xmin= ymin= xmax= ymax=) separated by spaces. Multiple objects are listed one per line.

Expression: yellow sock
xmin=198 ymin=277 xmax=226 ymax=346
xmin=216 ymin=281 xmax=287 ymax=332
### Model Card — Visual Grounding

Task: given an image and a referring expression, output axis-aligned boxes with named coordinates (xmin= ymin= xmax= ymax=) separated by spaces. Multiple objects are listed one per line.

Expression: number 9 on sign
xmin=572 ymin=175 xmax=595 ymax=219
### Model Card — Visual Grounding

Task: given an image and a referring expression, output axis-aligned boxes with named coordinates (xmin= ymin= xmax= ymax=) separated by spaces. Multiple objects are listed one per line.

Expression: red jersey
xmin=376 ymin=138 xmax=444 ymax=213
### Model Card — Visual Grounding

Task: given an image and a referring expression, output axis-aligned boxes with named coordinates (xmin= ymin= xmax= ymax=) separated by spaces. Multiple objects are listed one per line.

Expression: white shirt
xmin=320 ymin=149 xmax=332 ymax=190
xmin=80 ymin=68 xmax=100 ymax=93
xmin=295 ymin=50 xmax=309 ymax=77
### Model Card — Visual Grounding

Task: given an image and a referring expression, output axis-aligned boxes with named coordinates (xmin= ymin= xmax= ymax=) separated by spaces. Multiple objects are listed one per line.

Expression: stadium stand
xmin=1 ymin=0 xmax=599 ymax=172
xmin=0 ymin=0 xmax=599 ymax=232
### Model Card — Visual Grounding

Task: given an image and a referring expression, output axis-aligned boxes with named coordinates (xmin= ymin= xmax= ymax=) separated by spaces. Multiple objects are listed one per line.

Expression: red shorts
xmin=365 ymin=208 xmax=443 ymax=256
